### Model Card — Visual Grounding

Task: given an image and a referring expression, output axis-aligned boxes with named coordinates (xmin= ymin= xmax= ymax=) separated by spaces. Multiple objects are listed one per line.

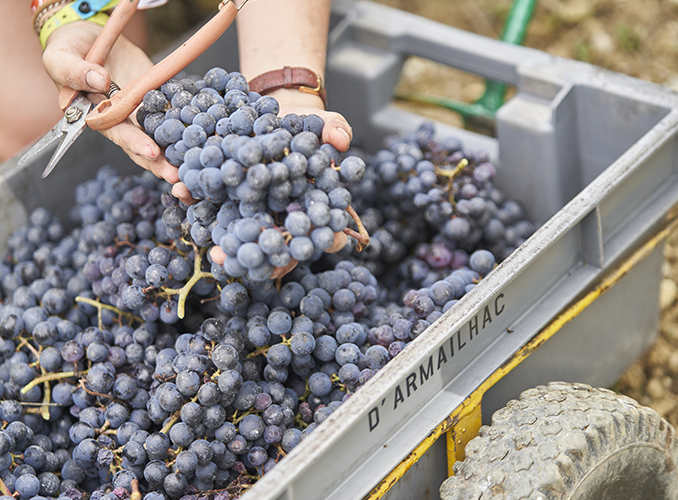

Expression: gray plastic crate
xmin=243 ymin=3 xmax=678 ymax=500
xmin=4 ymin=2 xmax=678 ymax=500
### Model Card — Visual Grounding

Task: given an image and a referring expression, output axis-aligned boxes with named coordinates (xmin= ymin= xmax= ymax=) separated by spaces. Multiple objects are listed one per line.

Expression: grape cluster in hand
xmin=137 ymin=68 xmax=368 ymax=282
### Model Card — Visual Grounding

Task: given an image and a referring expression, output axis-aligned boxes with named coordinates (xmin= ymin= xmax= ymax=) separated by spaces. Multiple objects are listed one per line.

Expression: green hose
xmin=395 ymin=0 xmax=538 ymax=132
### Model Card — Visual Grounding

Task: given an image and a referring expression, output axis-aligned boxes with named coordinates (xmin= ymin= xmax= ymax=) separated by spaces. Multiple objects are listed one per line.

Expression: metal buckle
xmin=299 ymin=70 xmax=322 ymax=96
xmin=72 ymin=0 xmax=118 ymax=19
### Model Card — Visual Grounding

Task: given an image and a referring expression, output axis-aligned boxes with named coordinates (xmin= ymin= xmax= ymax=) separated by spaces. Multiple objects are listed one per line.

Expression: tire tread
xmin=440 ymin=382 xmax=678 ymax=500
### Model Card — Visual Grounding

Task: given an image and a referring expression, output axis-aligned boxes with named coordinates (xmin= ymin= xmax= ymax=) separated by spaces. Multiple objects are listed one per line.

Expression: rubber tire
xmin=440 ymin=381 xmax=678 ymax=500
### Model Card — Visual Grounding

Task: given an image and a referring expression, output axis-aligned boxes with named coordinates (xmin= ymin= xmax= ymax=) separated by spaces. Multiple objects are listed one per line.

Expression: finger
xmin=210 ymin=246 xmax=226 ymax=266
xmin=100 ymin=121 xmax=190 ymax=192
xmin=171 ymin=183 xmax=197 ymax=205
xmin=326 ymin=231 xmax=348 ymax=253
xmin=322 ymin=117 xmax=353 ymax=153
xmin=99 ymin=119 xmax=160 ymax=160
xmin=271 ymin=259 xmax=299 ymax=280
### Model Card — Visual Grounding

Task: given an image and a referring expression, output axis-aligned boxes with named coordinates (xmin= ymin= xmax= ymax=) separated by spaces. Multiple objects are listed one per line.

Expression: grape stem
xmin=344 ymin=206 xmax=370 ymax=252
xmin=435 ymin=158 xmax=468 ymax=179
xmin=160 ymin=393 xmax=200 ymax=434
xmin=160 ymin=412 xmax=180 ymax=435
xmin=293 ymin=413 xmax=309 ymax=429
xmin=232 ymin=409 xmax=254 ymax=425
xmin=16 ymin=337 xmax=40 ymax=360
xmin=17 ymin=402 xmax=61 ymax=406
xmin=40 ymin=381 xmax=51 ymax=420
xmin=246 ymin=346 xmax=271 ymax=359
xmin=21 ymin=370 xmax=85 ymax=394
xmin=75 ymin=296 xmax=143 ymax=325
xmin=159 ymin=244 xmax=214 ymax=319
xmin=96 ymin=421 xmax=111 ymax=435
xmin=298 ymin=380 xmax=311 ymax=403
xmin=78 ymin=379 xmax=119 ymax=402
xmin=130 ymin=479 xmax=142 ymax=500
xmin=437 ymin=158 xmax=469 ymax=205
xmin=199 ymin=295 xmax=220 ymax=304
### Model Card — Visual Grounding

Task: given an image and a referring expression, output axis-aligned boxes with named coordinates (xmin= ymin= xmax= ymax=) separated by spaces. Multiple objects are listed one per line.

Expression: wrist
xmin=267 ymin=88 xmax=325 ymax=112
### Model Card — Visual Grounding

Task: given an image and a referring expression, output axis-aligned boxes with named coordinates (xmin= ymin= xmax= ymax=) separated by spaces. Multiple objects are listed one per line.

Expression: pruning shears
xmin=19 ymin=0 xmax=246 ymax=178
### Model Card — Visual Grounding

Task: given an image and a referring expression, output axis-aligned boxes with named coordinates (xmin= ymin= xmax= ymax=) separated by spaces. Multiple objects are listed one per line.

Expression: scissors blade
xmin=18 ymin=125 xmax=65 ymax=167
xmin=40 ymin=119 xmax=88 ymax=179
xmin=40 ymin=96 xmax=93 ymax=178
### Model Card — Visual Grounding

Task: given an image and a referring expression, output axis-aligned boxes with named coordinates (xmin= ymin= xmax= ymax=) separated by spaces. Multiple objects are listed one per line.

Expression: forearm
xmin=235 ymin=0 xmax=351 ymax=152
xmin=236 ymin=0 xmax=332 ymax=81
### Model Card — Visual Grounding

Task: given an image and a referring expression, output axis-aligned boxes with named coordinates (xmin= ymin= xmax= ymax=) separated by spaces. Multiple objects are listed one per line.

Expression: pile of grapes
xmin=0 ymin=68 xmax=535 ymax=500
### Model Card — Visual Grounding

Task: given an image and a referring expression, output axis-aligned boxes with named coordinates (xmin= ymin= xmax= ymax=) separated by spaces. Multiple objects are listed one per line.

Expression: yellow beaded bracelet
xmin=39 ymin=1 xmax=118 ymax=49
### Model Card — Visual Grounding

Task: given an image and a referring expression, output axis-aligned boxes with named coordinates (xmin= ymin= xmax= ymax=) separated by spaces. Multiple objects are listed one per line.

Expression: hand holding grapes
xmin=272 ymin=88 xmax=353 ymax=153
xmin=41 ymin=21 xmax=187 ymax=197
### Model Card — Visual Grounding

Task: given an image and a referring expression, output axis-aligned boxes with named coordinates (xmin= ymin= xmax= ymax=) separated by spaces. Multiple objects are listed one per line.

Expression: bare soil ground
xmin=157 ymin=0 xmax=678 ymax=426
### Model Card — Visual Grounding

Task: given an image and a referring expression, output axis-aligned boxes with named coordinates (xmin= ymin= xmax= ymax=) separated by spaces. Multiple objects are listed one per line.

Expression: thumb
xmin=43 ymin=44 xmax=111 ymax=94
xmin=322 ymin=118 xmax=352 ymax=152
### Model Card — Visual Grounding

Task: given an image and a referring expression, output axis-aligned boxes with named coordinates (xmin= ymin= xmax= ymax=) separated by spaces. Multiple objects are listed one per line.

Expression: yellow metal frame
xmin=365 ymin=210 xmax=678 ymax=499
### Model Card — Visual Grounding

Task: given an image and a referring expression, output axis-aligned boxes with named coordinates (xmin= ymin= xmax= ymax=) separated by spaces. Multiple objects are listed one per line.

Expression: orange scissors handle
xmin=58 ymin=0 xmax=141 ymax=111
xmin=86 ymin=1 xmax=238 ymax=131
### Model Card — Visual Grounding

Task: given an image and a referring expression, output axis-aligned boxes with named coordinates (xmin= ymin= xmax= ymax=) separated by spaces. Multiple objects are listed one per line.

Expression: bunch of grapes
xmin=0 ymin=166 xmax=500 ymax=500
xmin=317 ymin=122 xmax=535 ymax=304
xmin=136 ymin=68 xmax=370 ymax=284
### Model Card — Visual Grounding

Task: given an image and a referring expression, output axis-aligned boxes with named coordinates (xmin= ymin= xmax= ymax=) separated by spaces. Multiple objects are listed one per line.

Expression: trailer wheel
xmin=440 ymin=381 xmax=678 ymax=500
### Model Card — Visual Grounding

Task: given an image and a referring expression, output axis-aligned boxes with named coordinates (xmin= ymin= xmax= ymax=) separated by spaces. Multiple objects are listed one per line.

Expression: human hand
xmin=41 ymin=21 xmax=193 ymax=203
xmin=271 ymin=88 xmax=353 ymax=152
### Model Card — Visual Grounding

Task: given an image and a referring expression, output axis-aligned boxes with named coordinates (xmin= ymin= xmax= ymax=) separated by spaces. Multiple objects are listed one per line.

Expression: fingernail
xmin=85 ymin=71 xmax=105 ymax=91
xmin=338 ymin=127 xmax=350 ymax=142
xmin=141 ymin=147 xmax=158 ymax=161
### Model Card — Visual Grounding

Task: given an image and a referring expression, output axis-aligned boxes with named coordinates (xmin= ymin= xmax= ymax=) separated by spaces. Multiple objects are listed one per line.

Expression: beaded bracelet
xmin=33 ymin=0 xmax=73 ymax=34
xmin=37 ymin=0 xmax=120 ymax=49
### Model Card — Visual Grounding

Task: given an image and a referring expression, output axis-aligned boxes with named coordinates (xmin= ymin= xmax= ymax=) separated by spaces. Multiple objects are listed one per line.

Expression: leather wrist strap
xmin=249 ymin=67 xmax=327 ymax=109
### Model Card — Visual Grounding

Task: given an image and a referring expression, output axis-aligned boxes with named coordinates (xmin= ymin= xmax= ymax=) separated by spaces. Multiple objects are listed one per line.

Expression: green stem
xmin=160 ymin=245 xmax=214 ymax=319
xmin=246 ymin=346 xmax=271 ymax=359
xmin=40 ymin=381 xmax=51 ymax=420
xmin=75 ymin=296 xmax=142 ymax=324
xmin=17 ymin=337 xmax=40 ymax=360
xmin=435 ymin=158 xmax=469 ymax=179
xmin=21 ymin=371 xmax=83 ymax=394
xmin=160 ymin=393 xmax=200 ymax=434
xmin=160 ymin=412 xmax=180 ymax=435
xmin=232 ymin=409 xmax=254 ymax=425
